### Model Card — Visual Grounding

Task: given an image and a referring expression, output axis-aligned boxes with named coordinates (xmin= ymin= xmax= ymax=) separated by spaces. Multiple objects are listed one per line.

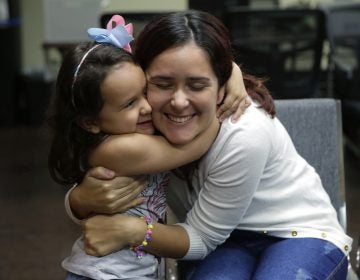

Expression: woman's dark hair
xmin=47 ymin=42 xmax=136 ymax=185
xmin=135 ymin=10 xmax=275 ymax=117
xmin=135 ymin=10 xmax=275 ymax=188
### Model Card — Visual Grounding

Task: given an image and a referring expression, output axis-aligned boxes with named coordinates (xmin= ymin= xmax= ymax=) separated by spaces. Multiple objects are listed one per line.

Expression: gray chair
xmin=275 ymin=99 xmax=346 ymax=224
xmin=275 ymin=98 xmax=358 ymax=280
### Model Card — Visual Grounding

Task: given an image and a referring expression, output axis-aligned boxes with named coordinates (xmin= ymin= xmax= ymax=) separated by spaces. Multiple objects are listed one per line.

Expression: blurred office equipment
xmin=100 ymin=0 xmax=186 ymax=37
xmin=100 ymin=13 xmax=164 ymax=38
xmin=0 ymin=0 xmax=9 ymax=21
xmin=0 ymin=0 xmax=20 ymax=126
xmin=223 ymin=8 xmax=326 ymax=99
xmin=320 ymin=2 xmax=360 ymax=156
xmin=42 ymin=0 xmax=100 ymax=81
xmin=188 ymin=0 xmax=251 ymax=18
xmin=43 ymin=0 xmax=100 ymax=44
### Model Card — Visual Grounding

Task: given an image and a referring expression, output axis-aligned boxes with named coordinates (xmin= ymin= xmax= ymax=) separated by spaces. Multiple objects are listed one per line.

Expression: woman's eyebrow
xmin=148 ymin=75 xmax=173 ymax=81
xmin=187 ymin=77 xmax=211 ymax=83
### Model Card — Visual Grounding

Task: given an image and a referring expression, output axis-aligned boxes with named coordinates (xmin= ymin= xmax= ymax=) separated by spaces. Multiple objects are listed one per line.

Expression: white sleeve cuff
xmin=176 ymin=223 xmax=209 ymax=260
xmin=64 ymin=184 xmax=82 ymax=225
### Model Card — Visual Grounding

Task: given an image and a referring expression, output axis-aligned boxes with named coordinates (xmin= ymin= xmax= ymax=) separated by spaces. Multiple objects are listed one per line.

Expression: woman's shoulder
xmin=206 ymin=105 xmax=275 ymax=162
xmin=221 ymin=103 xmax=275 ymax=137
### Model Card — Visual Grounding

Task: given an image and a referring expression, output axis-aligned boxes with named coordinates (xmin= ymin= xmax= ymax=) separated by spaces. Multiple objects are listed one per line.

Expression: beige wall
xmin=20 ymin=0 xmax=44 ymax=72
xmin=102 ymin=0 xmax=187 ymax=12
xmin=19 ymin=0 xmax=187 ymax=72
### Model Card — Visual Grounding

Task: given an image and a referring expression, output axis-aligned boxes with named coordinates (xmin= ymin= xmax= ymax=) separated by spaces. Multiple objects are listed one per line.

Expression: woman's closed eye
xmin=188 ymin=82 xmax=207 ymax=91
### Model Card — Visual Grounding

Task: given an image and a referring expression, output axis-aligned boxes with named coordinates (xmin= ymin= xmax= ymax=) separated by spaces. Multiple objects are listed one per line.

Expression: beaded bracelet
xmin=130 ymin=216 xmax=154 ymax=259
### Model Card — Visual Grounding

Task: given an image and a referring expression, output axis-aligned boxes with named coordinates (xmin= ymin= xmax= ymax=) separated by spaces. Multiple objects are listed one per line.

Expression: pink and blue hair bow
xmin=71 ymin=15 xmax=134 ymax=93
xmin=87 ymin=15 xmax=134 ymax=53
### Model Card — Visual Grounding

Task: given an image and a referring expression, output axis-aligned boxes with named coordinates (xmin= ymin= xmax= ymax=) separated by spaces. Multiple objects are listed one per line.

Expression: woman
xmin=67 ymin=10 xmax=352 ymax=279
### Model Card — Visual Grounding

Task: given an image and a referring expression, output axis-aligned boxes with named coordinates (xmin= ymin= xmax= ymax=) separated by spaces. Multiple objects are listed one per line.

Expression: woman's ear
xmin=217 ymin=86 xmax=226 ymax=105
xmin=77 ymin=117 xmax=101 ymax=134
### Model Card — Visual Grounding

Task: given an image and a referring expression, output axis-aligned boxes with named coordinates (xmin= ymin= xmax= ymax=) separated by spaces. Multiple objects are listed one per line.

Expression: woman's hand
xmin=82 ymin=214 xmax=146 ymax=257
xmin=82 ymin=214 xmax=190 ymax=258
xmin=217 ymin=62 xmax=251 ymax=123
xmin=69 ymin=167 xmax=147 ymax=219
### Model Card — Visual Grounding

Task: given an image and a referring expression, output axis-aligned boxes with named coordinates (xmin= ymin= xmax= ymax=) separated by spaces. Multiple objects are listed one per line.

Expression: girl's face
xmin=146 ymin=42 xmax=224 ymax=145
xmin=93 ymin=62 xmax=154 ymax=135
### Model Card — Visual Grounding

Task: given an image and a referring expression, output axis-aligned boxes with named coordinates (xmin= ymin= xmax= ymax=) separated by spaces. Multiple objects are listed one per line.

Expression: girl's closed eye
xmin=122 ymin=98 xmax=137 ymax=109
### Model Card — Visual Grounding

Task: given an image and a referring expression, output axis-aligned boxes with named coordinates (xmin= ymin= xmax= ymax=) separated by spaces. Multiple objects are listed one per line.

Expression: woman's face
xmin=146 ymin=42 xmax=224 ymax=145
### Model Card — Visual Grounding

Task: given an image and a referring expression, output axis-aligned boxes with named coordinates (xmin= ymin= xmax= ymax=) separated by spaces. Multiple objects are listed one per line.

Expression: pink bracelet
xmin=130 ymin=216 xmax=154 ymax=259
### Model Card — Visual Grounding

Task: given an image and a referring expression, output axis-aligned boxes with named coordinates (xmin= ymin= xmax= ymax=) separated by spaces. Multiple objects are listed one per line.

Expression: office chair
xmin=319 ymin=2 xmax=360 ymax=156
xmin=223 ymin=8 xmax=326 ymax=99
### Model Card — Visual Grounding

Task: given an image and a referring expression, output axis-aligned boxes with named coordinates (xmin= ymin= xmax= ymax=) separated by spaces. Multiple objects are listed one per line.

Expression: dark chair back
xmin=320 ymin=3 xmax=360 ymax=99
xmin=224 ymin=8 xmax=326 ymax=99
xmin=320 ymin=3 xmax=360 ymax=155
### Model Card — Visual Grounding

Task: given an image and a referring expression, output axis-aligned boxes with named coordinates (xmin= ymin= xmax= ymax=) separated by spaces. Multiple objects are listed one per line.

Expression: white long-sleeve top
xmin=166 ymin=102 xmax=352 ymax=260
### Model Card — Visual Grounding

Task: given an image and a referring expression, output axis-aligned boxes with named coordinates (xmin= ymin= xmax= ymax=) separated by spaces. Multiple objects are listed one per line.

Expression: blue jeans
xmin=65 ymin=272 xmax=93 ymax=280
xmin=179 ymin=230 xmax=348 ymax=280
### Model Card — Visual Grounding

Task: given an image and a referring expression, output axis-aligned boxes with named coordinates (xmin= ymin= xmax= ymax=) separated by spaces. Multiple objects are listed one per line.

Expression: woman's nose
xmin=171 ymin=89 xmax=189 ymax=110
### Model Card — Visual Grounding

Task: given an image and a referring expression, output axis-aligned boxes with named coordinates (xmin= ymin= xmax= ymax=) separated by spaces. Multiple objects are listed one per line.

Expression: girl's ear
xmin=77 ymin=117 xmax=101 ymax=134
xmin=217 ymin=86 xmax=226 ymax=105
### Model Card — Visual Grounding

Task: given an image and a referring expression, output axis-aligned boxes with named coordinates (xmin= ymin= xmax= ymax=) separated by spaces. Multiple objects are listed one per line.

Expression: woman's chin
xmin=165 ymin=132 xmax=195 ymax=145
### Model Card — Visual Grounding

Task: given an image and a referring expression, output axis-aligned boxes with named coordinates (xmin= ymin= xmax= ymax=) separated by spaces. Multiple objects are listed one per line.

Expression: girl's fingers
xmin=218 ymin=98 xmax=241 ymax=122
xmin=231 ymin=97 xmax=252 ymax=123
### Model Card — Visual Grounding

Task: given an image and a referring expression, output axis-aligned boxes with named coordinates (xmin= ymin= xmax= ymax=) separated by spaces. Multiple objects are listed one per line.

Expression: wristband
xmin=130 ymin=216 xmax=154 ymax=259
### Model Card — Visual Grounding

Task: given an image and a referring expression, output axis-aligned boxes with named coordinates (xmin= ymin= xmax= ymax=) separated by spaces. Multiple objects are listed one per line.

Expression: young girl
xmin=48 ymin=16 xmax=246 ymax=280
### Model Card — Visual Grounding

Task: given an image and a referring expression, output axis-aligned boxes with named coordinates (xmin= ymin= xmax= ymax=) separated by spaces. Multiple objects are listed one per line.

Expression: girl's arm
xmin=89 ymin=117 xmax=219 ymax=176
xmin=217 ymin=62 xmax=250 ymax=122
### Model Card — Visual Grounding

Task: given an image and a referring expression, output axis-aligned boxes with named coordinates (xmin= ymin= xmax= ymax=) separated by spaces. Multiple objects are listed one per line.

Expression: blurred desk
xmin=42 ymin=42 xmax=82 ymax=82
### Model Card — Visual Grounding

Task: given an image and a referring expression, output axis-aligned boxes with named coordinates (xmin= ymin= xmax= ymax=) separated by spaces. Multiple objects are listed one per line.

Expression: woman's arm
xmin=217 ymin=62 xmax=250 ymax=122
xmin=89 ymin=117 xmax=219 ymax=176
xmin=67 ymin=167 xmax=147 ymax=220
xmin=82 ymin=214 xmax=189 ymax=258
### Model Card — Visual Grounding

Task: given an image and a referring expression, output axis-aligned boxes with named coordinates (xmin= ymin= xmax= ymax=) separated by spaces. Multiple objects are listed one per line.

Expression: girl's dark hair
xmin=135 ymin=10 xmax=275 ymax=117
xmin=47 ymin=42 xmax=136 ymax=185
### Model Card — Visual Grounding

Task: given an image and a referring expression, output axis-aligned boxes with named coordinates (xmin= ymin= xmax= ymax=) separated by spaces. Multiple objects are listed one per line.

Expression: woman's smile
xmin=165 ymin=113 xmax=196 ymax=124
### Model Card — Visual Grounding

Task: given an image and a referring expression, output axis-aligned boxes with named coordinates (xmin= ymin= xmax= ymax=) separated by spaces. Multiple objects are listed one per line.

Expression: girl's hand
xmin=70 ymin=167 xmax=147 ymax=219
xmin=217 ymin=62 xmax=251 ymax=123
xmin=82 ymin=214 xmax=145 ymax=257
